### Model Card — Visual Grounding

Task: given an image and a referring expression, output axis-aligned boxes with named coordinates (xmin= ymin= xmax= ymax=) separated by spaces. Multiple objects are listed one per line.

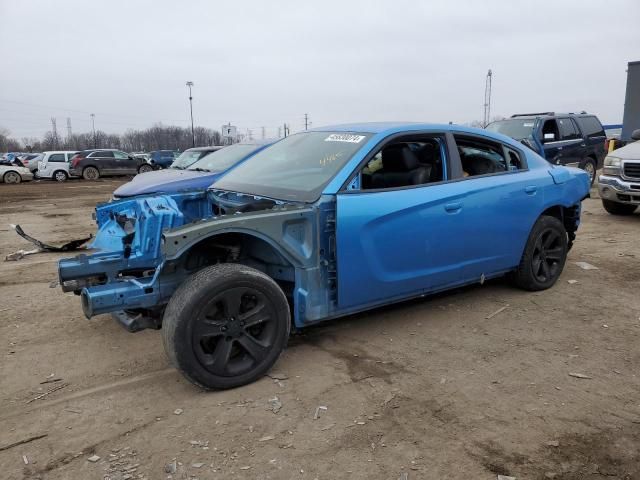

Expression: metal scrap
xmin=5 ymin=224 xmax=92 ymax=261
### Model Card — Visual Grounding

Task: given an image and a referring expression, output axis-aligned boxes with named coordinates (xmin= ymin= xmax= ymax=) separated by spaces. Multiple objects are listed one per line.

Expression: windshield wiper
xmin=189 ymin=167 xmax=211 ymax=172
xmin=172 ymin=165 xmax=185 ymax=170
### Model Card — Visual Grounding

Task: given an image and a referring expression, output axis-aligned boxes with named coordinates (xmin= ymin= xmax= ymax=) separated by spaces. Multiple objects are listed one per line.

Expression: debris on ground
xmin=173 ymin=408 xmax=183 ymax=415
xmin=314 ymin=405 xmax=328 ymax=420
xmin=568 ymin=372 xmax=592 ymax=379
xmin=567 ymin=279 xmax=578 ymax=284
xmin=575 ymin=261 xmax=599 ymax=270
xmin=22 ymin=455 xmax=29 ymax=465
xmin=4 ymin=224 xmax=92 ymax=261
xmin=497 ymin=475 xmax=516 ymax=480
xmin=268 ymin=396 xmax=282 ymax=414
xmin=26 ymin=382 xmax=69 ymax=403
xmin=87 ymin=454 xmax=101 ymax=462
xmin=398 ymin=472 xmax=408 ymax=480
xmin=486 ymin=305 xmax=509 ymax=320
xmin=267 ymin=372 xmax=289 ymax=381
xmin=258 ymin=435 xmax=275 ymax=442
xmin=165 ymin=460 xmax=177 ymax=473
xmin=0 ymin=433 xmax=47 ymax=452
xmin=546 ymin=440 xmax=560 ymax=447
xmin=191 ymin=462 xmax=205 ymax=468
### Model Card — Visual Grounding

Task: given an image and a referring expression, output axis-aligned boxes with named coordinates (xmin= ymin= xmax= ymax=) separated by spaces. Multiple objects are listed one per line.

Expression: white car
xmin=37 ymin=151 xmax=79 ymax=182
xmin=0 ymin=164 xmax=33 ymax=184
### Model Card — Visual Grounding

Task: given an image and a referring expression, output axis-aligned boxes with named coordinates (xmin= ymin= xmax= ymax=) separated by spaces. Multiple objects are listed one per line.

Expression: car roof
xmin=43 ymin=150 xmax=78 ymax=154
xmin=308 ymin=122 xmax=510 ymax=137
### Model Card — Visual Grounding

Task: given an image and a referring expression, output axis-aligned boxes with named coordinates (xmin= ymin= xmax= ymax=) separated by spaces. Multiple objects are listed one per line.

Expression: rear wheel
xmin=602 ymin=199 xmax=637 ymax=216
xmin=137 ymin=164 xmax=153 ymax=174
xmin=82 ymin=166 xmax=100 ymax=180
xmin=162 ymin=263 xmax=291 ymax=390
xmin=513 ymin=215 xmax=568 ymax=291
xmin=53 ymin=170 xmax=68 ymax=182
xmin=3 ymin=171 xmax=21 ymax=184
xmin=581 ymin=158 xmax=597 ymax=185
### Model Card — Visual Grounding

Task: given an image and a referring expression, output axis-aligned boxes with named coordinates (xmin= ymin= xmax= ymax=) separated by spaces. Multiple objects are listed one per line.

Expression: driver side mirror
xmin=631 ymin=129 xmax=640 ymax=141
xmin=543 ymin=133 xmax=556 ymax=143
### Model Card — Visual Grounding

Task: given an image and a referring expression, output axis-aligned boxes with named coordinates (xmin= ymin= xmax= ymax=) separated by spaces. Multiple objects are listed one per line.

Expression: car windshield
xmin=486 ymin=119 xmax=536 ymax=140
xmin=213 ymin=131 xmax=372 ymax=202
xmin=188 ymin=144 xmax=261 ymax=172
xmin=171 ymin=150 xmax=208 ymax=169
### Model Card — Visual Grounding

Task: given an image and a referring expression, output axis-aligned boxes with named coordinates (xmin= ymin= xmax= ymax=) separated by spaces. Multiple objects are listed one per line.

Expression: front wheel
xmin=53 ymin=170 xmax=68 ymax=182
xmin=82 ymin=166 xmax=100 ymax=180
xmin=3 ymin=171 xmax=21 ymax=184
xmin=137 ymin=164 xmax=153 ymax=174
xmin=513 ymin=215 xmax=568 ymax=291
xmin=162 ymin=263 xmax=291 ymax=390
xmin=602 ymin=199 xmax=637 ymax=216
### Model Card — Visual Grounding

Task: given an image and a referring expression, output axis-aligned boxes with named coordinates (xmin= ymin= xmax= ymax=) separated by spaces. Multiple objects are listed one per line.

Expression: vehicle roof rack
xmin=511 ymin=112 xmax=555 ymax=118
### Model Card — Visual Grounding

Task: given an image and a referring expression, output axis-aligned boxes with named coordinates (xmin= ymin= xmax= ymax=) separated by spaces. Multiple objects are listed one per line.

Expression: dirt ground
xmin=0 ymin=177 xmax=639 ymax=480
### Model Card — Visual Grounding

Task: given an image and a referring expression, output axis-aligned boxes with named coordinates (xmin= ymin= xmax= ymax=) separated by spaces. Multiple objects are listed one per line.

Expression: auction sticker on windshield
xmin=324 ymin=134 xmax=366 ymax=143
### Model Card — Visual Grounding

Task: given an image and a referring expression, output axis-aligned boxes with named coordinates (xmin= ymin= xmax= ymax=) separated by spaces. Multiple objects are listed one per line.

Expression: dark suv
xmin=486 ymin=112 xmax=606 ymax=184
xmin=70 ymin=149 xmax=153 ymax=180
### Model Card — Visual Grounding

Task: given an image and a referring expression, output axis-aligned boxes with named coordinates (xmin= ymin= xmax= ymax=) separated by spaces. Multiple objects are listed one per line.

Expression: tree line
xmin=0 ymin=123 xmax=224 ymax=153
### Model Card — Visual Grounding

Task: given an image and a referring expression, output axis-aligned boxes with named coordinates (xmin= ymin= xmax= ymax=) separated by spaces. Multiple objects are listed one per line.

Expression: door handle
xmin=444 ymin=202 xmax=462 ymax=213
xmin=525 ymin=185 xmax=537 ymax=195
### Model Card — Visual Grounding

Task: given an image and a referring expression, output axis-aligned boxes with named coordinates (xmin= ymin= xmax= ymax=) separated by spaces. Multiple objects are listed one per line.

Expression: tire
xmin=3 ymin=171 xmax=21 ymax=184
xmin=162 ymin=263 xmax=291 ymax=390
xmin=513 ymin=215 xmax=568 ymax=291
xmin=137 ymin=164 xmax=153 ymax=174
xmin=581 ymin=158 xmax=597 ymax=185
xmin=82 ymin=166 xmax=100 ymax=180
xmin=53 ymin=170 xmax=68 ymax=182
xmin=602 ymin=199 xmax=637 ymax=216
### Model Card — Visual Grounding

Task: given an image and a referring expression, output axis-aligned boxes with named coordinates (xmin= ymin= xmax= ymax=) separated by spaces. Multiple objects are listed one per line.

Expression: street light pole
xmin=90 ymin=113 xmax=96 ymax=148
xmin=186 ymin=81 xmax=195 ymax=147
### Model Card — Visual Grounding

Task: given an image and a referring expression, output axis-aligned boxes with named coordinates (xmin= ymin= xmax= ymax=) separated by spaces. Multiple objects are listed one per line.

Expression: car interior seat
xmin=370 ymin=144 xmax=431 ymax=188
xmin=461 ymin=153 xmax=504 ymax=176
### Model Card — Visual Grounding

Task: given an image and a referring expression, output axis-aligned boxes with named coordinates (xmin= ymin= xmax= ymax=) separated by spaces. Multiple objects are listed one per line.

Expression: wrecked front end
xmin=58 ymin=191 xmax=213 ymax=325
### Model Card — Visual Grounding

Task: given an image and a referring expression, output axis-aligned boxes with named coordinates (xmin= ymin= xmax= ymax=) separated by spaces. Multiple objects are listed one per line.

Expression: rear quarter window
xmin=575 ymin=116 xmax=605 ymax=138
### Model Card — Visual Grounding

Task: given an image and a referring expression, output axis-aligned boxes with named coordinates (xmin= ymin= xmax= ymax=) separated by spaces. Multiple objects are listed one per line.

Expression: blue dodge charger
xmin=59 ymin=122 xmax=590 ymax=389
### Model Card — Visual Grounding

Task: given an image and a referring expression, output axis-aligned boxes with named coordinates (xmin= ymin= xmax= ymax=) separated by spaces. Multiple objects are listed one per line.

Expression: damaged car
xmin=59 ymin=123 xmax=591 ymax=389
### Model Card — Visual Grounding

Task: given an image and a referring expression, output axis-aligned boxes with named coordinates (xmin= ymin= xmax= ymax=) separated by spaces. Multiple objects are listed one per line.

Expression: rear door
xmin=555 ymin=118 xmax=584 ymax=167
xmin=454 ymin=133 xmax=544 ymax=279
xmin=94 ymin=151 xmax=115 ymax=174
xmin=575 ymin=116 xmax=606 ymax=167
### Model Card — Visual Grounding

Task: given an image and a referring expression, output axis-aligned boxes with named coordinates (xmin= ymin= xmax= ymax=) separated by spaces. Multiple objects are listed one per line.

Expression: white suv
xmin=37 ymin=151 xmax=79 ymax=182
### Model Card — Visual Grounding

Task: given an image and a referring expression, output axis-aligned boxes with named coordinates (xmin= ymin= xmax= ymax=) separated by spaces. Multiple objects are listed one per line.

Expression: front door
xmin=114 ymin=151 xmax=137 ymax=174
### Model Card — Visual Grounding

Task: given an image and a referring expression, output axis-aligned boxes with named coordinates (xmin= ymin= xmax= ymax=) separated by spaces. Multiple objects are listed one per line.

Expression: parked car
xmin=59 ymin=123 xmax=590 ymax=390
xmin=37 ymin=151 xmax=79 ymax=182
xmin=149 ymin=150 xmax=180 ymax=169
xmin=170 ymin=146 xmax=224 ymax=170
xmin=69 ymin=149 xmax=154 ymax=180
xmin=132 ymin=153 xmax=151 ymax=164
xmin=486 ymin=112 xmax=606 ymax=184
xmin=112 ymin=141 xmax=275 ymax=199
xmin=19 ymin=153 xmax=43 ymax=173
xmin=0 ymin=163 xmax=33 ymax=184
xmin=598 ymin=128 xmax=640 ymax=215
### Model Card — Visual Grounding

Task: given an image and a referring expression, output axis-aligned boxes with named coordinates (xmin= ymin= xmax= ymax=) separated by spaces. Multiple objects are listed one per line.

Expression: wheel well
xmin=53 ymin=169 xmax=67 ymax=176
xmin=177 ymin=232 xmax=296 ymax=296
xmin=541 ymin=204 xmax=580 ymax=249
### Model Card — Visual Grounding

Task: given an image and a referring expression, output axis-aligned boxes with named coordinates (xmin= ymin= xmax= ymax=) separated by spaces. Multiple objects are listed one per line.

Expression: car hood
xmin=611 ymin=141 xmax=640 ymax=161
xmin=113 ymin=168 xmax=223 ymax=197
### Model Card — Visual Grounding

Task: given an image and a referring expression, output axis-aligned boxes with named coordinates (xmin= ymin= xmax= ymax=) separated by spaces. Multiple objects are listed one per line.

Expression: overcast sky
xmin=1 ymin=0 xmax=638 ymax=139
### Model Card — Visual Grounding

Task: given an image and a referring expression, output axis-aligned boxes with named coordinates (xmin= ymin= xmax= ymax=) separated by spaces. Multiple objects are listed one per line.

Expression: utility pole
xmin=304 ymin=113 xmax=309 ymax=130
xmin=483 ymin=69 xmax=493 ymax=128
xmin=51 ymin=117 xmax=58 ymax=149
xmin=90 ymin=113 xmax=96 ymax=148
xmin=186 ymin=81 xmax=195 ymax=147
xmin=66 ymin=117 xmax=72 ymax=139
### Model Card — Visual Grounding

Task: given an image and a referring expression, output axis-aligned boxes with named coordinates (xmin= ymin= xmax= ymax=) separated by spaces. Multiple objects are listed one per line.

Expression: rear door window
xmin=49 ymin=154 xmax=65 ymax=162
xmin=454 ymin=135 xmax=508 ymax=177
xmin=558 ymin=118 xmax=580 ymax=140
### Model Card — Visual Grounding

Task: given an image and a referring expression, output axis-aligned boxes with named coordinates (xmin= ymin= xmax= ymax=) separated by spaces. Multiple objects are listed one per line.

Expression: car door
xmin=113 ymin=151 xmax=137 ymax=174
xmin=453 ymin=134 xmax=545 ymax=279
xmin=91 ymin=151 xmax=115 ymax=174
xmin=555 ymin=118 xmax=584 ymax=167
xmin=335 ymin=132 xmax=473 ymax=311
